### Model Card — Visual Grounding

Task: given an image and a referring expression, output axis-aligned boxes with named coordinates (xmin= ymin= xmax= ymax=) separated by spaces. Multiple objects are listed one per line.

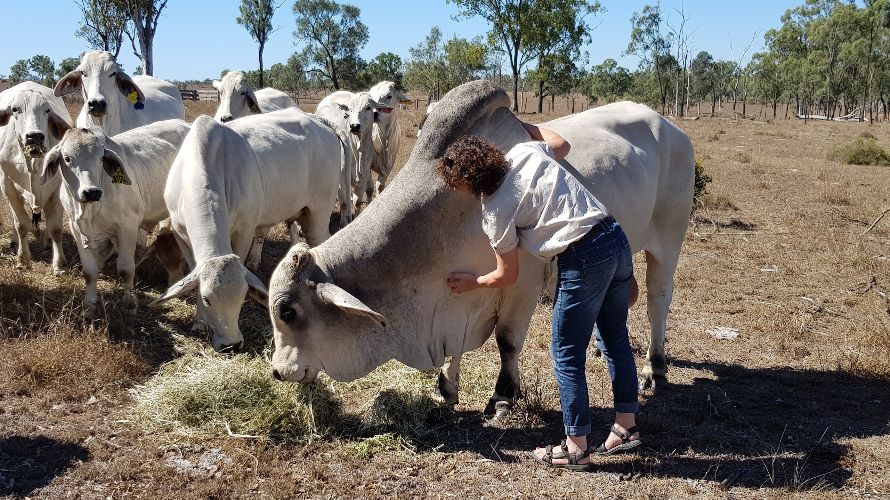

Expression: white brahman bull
xmin=151 ymin=109 xmax=345 ymax=351
xmin=314 ymin=91 xmax=382 ymax=221
xmin=0 ymin=82 xmax=72 ymax=272
xmin=366 ymin=81 xmax=412 ymax=200
xmin=54 ymin=51 xmax=184 ymax=137
xmin=213 ymin=71 xmax=298 ymax=123
xmin=42 ymin=120 xmax=190 ymax=317
xmin=268 ymin=81 xmax=694 ymax=410
xmin=416 ymin=100 xmax=439 ymax=137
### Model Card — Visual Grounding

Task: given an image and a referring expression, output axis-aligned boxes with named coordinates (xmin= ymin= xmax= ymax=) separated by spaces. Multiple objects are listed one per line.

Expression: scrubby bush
xmin=828 ymin=135 xmax=890 ymax=166
xmin=694 ymin=159 xmax=712 ymax=202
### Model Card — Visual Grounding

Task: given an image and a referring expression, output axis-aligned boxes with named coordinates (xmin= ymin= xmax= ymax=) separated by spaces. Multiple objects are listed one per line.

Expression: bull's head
xmin=150 ymin=254 xmax=269 ymax=352
xmin=368 ymin=81 xmax=412 ymax=119
xmin=269 ymin=243 xmax=387 ymax=383
xmin=54 ymin=51 xmax=144 ymax=118
xmin=213 ymin=72 xmax=260 ymax=123
xmin=0 ymin=88 xmax=70 ymax=160
xmin=42 ymin=127 xmax=131 ymax=207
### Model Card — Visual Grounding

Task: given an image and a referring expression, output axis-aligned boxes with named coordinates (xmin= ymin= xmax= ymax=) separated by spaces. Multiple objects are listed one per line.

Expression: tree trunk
xmin=258 ymin=41 xmax=265 ymax=88
xmin=513 ymin=73 xmax=520 ymax=112
xmin=537 ymin=79 xmax=544 ymax=114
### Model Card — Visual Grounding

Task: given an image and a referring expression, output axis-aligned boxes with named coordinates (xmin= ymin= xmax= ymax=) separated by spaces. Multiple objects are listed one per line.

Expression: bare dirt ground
xmin=0 ymin=101 xmax=888 ymax=499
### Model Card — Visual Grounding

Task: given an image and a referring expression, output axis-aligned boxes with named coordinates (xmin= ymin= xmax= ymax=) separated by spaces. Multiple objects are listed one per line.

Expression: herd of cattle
xmin=0 ymin=50 xmax=694 ymax=408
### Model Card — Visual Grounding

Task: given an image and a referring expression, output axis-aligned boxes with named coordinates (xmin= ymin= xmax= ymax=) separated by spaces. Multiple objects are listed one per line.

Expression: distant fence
xmin=179 ymin=89 xmax=218 ymax=101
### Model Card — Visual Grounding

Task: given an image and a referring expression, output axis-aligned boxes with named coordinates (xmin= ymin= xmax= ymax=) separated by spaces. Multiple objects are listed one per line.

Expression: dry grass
xmin=1 ymin=102 xmax=889 ymax=498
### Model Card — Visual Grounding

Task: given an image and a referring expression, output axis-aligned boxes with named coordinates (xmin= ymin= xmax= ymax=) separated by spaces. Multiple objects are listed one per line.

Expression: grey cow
xmin=269 ymin=80 xmax=694 ymax=409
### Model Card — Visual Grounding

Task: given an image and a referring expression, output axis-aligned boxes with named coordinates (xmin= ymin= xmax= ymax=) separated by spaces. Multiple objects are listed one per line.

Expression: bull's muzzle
xmin=80 ymin=188 xmax=102 ymax=203
xmin=87 ymin=99 xmax=107 ymax=116
xmin=24 ymin=132 xmax=45 ymax=146
xmin=349 ymin=123 xmax=361 ymax=134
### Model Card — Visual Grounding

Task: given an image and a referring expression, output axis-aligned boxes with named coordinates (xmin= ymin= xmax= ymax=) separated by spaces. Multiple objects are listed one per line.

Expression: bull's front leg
xmin=73 ymin=235 xmax=101 ymax=320
xmin=4 ymin=187 xmax=33 ymax=269
xmin=117 ymin=226 xmax=139 ymax=312
xmin=436 ymin=354 xmax=462 ymax=405
xmin=484 ymin=288 xmax=538 ymax=417
xmin=44 ymin=192 xmax=67 ymax=275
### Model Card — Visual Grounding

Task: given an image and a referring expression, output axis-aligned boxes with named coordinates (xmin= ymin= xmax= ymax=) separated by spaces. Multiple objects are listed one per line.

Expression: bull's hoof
xmin=483 ymin=398 xmax=513 ymax=418
xmin=15 ymin=259 xmax=32 ymax=270
xmin=84 ymin=304 xmax=102 ymax=322
xmin=638 ymin=371 xmax=668 ymax=392
xmin=52 ymin=267 xmax=66 ymax=277
xmin=435 ymin=372 xmax=459 ymax=406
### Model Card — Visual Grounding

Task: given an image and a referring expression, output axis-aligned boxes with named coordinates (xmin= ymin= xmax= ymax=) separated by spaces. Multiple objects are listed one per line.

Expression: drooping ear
xmin=0 ymin=105 xmax=10 ymax=127
xmin=149 ymin=263 xmax=201 ymax=306
xmin=115 ymin=71 xmax=144 ymax=104
xmin=55 ymin=70 xmax=84 ymax=96
xmin=48 ymin=111 xmax=71 ymax=140
xmin=242 ymin=265 xmax=269 ymax=306
xmin=395 ymin=90 xmax=413 ymax=104
xmin=41 ymin=145 xmax=63 ymax=183
xmin=102 ymin=148 xmax=132 ymax=185
xmin=316 ymin=282 xmax=387 ymax=328
xmin=245 ymin=88 xmax=260 ymax=113
xmin=212 ymin=80 xmax=222 ymax=90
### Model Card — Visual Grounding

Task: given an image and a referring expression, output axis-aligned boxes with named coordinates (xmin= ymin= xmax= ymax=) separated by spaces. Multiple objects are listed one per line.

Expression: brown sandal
xmin=592 ymin=424 xmax=641 ymax=455
xmin=530 ymin=440 xmax=592 ymax=471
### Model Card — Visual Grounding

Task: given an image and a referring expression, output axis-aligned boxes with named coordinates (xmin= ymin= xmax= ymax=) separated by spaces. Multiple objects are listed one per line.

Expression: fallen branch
xmin=826 ymin=205 xmax=869 ymax=226
xmin=863 ymin=207 xmax=890 ymax=235
xmin=856 ymin=276 xmax=890 ymax=318
xmin=225 ymin=422 xmax=259 ymax=439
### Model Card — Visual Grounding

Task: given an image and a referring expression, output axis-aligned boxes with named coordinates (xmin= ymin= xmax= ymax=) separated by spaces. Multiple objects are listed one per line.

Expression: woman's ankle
xmin=615 ymin=412 xmax=637 ymax=433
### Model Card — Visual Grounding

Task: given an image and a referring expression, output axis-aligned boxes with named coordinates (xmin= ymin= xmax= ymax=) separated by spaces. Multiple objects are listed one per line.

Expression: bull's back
xmin=544 ymin=102 xmax=691 ymax=252
xmin=255 ymin=88 xmax=297 ymax=112
xmin=132 ymin=75 xmax=185 ymax=123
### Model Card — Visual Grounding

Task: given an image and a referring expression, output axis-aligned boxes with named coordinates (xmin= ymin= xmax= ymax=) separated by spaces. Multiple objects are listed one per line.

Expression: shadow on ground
xmin=0 ymin=436 xmax=89 ymax=497
xmin=417 ymin=359 xmax=888 ymax=490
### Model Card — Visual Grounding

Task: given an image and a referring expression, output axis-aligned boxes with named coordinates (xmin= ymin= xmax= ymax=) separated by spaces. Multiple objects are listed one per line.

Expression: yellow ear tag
xmin=127 ymin=91 xmax=138 ymax=104
xmin=111 ymin=168 xmax=125 ymax=184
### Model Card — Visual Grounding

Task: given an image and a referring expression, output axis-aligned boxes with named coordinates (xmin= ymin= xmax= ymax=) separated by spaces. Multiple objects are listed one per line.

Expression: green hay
xmin=131 ymin=344 xmax=341 ymax=442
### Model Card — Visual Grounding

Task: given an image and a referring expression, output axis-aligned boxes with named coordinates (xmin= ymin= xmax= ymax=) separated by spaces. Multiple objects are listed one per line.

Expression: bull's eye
xmin=11 ymin=107 xmax=20 ymax=114
xmin=63 ymin=155 xmax=72 ymax=163
xmin=109 ymin=72 xmax=117 ymax=77
xmin=343 ymin=113 xmax=348 ymax=119
xmin=240 ymin=91 xmax=246 ymax=96
xmin=386 ymin=94 xmax=392 ymax=99
xmin=45 ymin=108 xmax=51 ymax=113
xmin=365 ymin=106 xmax=370 ymax=111
xmin=279 ymin=305 xmax=297 ymax=323
xmin=82 ymin=73 xmax=88 ymax=77
xmin=201 ymin=296 xmax=211 ymax=306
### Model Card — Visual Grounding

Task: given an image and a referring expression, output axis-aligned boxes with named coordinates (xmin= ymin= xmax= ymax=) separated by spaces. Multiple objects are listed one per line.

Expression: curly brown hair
xmin=436 ymin=136 xmax=509 ymax=197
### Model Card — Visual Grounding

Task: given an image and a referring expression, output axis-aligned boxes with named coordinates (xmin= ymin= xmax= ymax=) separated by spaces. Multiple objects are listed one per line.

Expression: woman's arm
xmin=521 ymin=121 xmax=571 ymax=161
xmin=447 ymin=247 xmax=519 ymax=293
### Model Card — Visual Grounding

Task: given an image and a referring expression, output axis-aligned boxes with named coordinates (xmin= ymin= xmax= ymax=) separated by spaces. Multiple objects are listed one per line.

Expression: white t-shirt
xmin=480 ymin=141 xmax=609 ymax=260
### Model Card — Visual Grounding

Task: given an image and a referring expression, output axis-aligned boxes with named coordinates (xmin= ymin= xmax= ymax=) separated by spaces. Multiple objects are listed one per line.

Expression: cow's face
xmin=342 ymin=93 xmax=381 ymax=138
xmin=151 ymin=255 xmax=268 ymax=352
xmin=369 ymin=81 xmax=412 ymax=119
xmin=0 ymin=90 xmax=70 ymax=160
xmin=269 ymin=244 xmax=387 ymax=383
xmin=213 ymin=72 xmax=259 ymax=123
xmin=54 ymin=51 xmax=144 ymax=118
xmin=42 ymin=128 xmax=131 ymax=205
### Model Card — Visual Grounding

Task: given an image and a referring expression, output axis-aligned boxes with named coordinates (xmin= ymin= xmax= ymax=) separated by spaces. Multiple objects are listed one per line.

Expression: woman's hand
xmin=447 ymin=272 xmax=478 ymax=294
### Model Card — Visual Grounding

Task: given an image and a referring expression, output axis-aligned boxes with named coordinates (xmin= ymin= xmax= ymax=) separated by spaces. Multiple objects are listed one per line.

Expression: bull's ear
xmin=115 ymin=71 xmax=145 ymax=104
xmin=242 ymin=265 xmax=269 ymax=306
xmin=395 ymin=90 xmax=413 ymax=104
xmin=41 ymin=145 xmax=63 ymax=183
xmin=316 ymin=282 xmax=387 ymax=328
xmin=0 ymin=106 xmax=10 ymax=127
xmin=102 ymin=148 xmax=132 ymax=185
xmin=149 ymin=263 xmax=201 ymax=306
xmin=212 ymin=79 xmax=222 ymax=90
xmin=54 ymin=70 xmax=83 ymax=96
xmin=245 ymin=88 xmax=260 ymax=113
xmin=48 ymin=111 xmax=71 ymax=140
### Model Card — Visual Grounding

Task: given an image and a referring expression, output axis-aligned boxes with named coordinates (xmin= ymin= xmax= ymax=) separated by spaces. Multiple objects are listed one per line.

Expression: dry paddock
xmin=0 ymin=100 xmax=888 ymax=499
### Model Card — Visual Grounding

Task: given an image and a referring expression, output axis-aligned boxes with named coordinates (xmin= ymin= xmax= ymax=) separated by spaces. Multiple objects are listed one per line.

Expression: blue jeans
xmin=551 ymin=218 xmax=638 ymax=437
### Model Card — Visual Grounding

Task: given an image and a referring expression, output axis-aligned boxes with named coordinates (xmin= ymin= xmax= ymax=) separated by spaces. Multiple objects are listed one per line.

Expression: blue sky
xmin=1 ymin=1 xmax=803 ymax=82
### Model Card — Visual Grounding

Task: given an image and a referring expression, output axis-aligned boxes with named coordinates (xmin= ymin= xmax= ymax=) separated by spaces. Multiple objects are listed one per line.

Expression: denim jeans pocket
xmin=580 ymin=248 xmax=615 ymax=287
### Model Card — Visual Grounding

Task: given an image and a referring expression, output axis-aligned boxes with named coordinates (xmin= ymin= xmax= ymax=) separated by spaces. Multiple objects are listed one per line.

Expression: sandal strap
xmin=568 ymin=448 xmax=591 ymax=465
xmin=610 ymin=424 xmax=639 ymax=443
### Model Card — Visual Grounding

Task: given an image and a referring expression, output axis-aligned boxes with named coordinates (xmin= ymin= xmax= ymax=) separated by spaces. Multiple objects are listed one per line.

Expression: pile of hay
xmin=131 ymin=345 xmax=341 ymax=441
xmin=828 ymin=133 xmax=890 ymax=166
